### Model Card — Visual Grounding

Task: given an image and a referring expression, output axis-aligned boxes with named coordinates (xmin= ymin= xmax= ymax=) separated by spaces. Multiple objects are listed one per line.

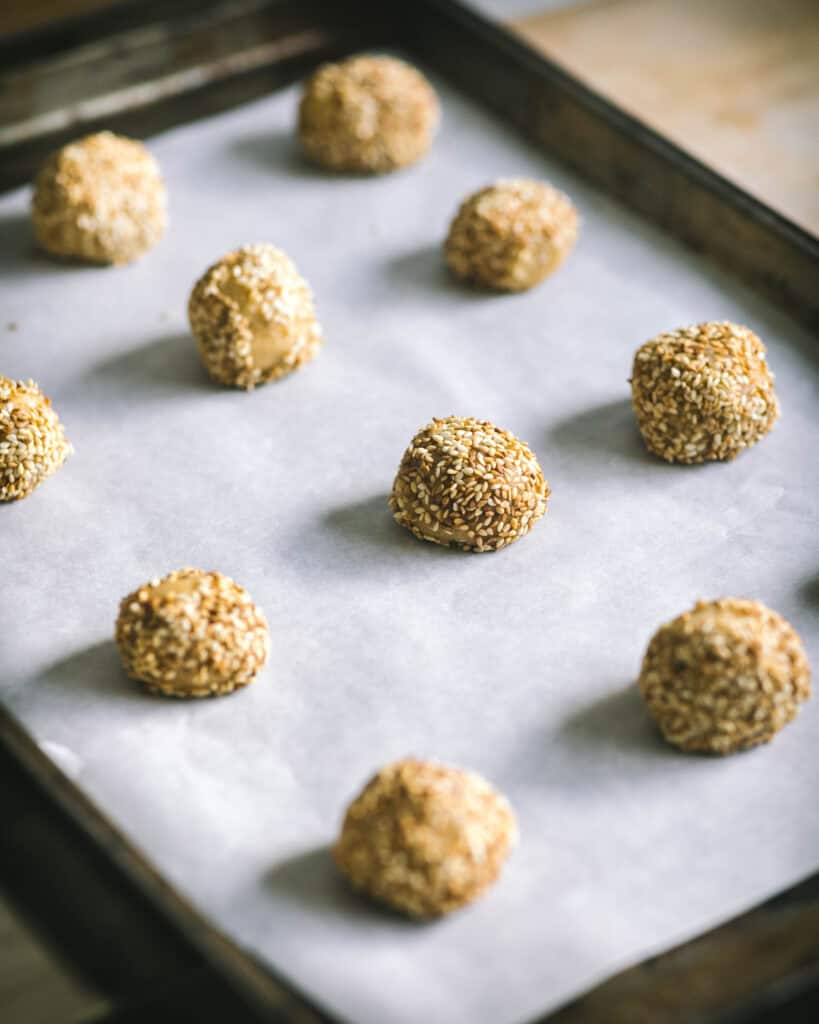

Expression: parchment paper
xmin=1 ymin=68 xmax=818 ymax=1024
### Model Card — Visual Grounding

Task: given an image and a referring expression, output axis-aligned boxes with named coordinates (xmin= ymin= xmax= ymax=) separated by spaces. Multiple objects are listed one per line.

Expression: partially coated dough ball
xmin=188 ymin=243 xmax=323 ymax=390
xmin=298 ymin=55 xmax=439 ymax=173
xmin=389 ymin=416 xmax=549 ymax=552
xmin=445 ymin=178 xmax=578 ymax=291
xmin=115 ymin=568 xmax=269 ymax=698
xmin=631 ymin=321 xmax=779 ymax=463
xmin=333 ymin=759 xmax=517 ymax=917
xmin=0 ymin=376 xmax=72 ymax=502
xmin=31 ymin=132 xmax=166 ymax=264
xmin=639 ymin=598 xmax=810 ymax=754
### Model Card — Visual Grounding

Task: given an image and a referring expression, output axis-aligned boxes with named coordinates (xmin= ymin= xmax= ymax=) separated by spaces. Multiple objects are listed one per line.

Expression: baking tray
xmin=1 ymin=1 xmax=819 ymax=1022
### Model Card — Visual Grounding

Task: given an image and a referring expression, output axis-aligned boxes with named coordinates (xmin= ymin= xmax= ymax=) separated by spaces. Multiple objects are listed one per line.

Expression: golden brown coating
xmin=333 ymin=759 xmax=517 ymax=918
xmin=188 ymin=244 xmax=323 ymax=390
xmin=444 ymin=178 xmax=578 ymax=291
xmin=298 ymin=55 xmax=439 ymax=173
xmin=389 ymin=416 xmax=549 ymax=553
xmin=31 ymin=132 xmax=166 ymax=265
xmin=115 ymin=568 xmax=269 ymax=698
xmin=630 ymin=321 xmax=779 ymax=464
xmin=0 ymin=376 xmax=72 ymax=502
xmin=639 ymin=598 xmax=811 ymax=754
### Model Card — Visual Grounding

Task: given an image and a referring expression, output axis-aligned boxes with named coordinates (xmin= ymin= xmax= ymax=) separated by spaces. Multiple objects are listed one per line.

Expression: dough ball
xmin=333 ymin=758 xmax=517 ymax=917
xmin=631 ymin=321 xmax=779 ymax=463
xmin=31 ymin=132 xmax=166 ymax=264
xmin=444 ymin=178 xmax=578 ymax=291
xmin=188 ymin=243 xmax=323 ymax=390
xmin=639 ymin=598 xmax=810 ymax=754
xmin=389 ymin=416 xmax=549 ymax=553
xmin=298 ymin=55 xmax=439 ymax=173
xmin=0 ymin=376 xmax=72 ymax=502
xmin=115 ymin=568 xmax=269 ymax=698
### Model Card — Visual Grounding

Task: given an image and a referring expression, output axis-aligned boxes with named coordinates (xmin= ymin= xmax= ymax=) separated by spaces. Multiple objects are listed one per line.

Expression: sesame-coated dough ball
xmin=333 ymin=759 xmax=517 ymax=918
xmin=188 ymin=244 xmax=323 ymax=390
xmin=31 ymin=132 xmax=166 ymax=265
xmin=444 ymin=178 xmax=578 ymax=291
xmin=638 ymin=599 xmax=810 ymax=755
xmin=631 ymin=321 xmax=779 ymax=463
xmin=389 ymin=416 xmax=549 ymax=553
xmin=115 ymin=568 xmax=269 ymax=698
xmin=298 ymin=55 xmax=439 ymax=173
xmin=0 ymin=376 xmax=72 ymax=502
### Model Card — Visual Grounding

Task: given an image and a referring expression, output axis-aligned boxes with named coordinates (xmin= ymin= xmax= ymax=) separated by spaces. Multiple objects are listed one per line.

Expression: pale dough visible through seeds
xmin=389 ymin=416 xmax=549 ymax=552
xmin=630 ymin=321 xmax=779 ymax=464
xmin=333 ymin=758 xmax=517 ymax=917
xmin=638 ymin=598 xmax=810 ymax=754
xmin=115 ymin=568 xmax=270 ymax=698
xmin=31 ymin=132 xmax=166 ymax=265
xmin=0 ymin=376 xmax=72 ymax=502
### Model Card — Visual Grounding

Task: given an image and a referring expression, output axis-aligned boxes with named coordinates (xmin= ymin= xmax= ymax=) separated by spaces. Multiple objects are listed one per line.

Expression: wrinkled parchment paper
xmin=1 ymin=69 xmax=818 ymax=1024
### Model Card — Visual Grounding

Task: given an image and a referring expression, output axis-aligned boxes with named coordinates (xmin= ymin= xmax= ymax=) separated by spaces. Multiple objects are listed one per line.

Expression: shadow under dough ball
xmin=0 ymin=376 xmax=72 ymax=502
xmin=31 ymin=131 xmax=167 ymax=265
xmin=115 ymin=568 xmax=270 ymax=698
xmin=333 ymin=758 xmax=517 ymax=918
xmin=630 ymin=321 xmax=779 ymax=463
xmin=298 ymin=54 xmax=439 ymax=173
xmin=638 ymin=598 xmax=811 ymax=754
xmin=444 ymin=178 xmax=578 ymax=291
xmin=188 ymin=243 xmax=324 ymax=390
xmin=389 ymin=415 xmax=549 ymax=552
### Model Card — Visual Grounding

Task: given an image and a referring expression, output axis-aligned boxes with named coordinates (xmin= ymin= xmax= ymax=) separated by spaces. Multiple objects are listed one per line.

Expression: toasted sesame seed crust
xmin=444 ymin=178 xmax=578 ymax=291
xmin=114 ymin=568 xmax=270 ymax=698
xmin=389 ymin=416 xmax=549 ymax=553
xmin=333 ymin=758 xmax=517 ymax=918
xmin=188 ymin=243 xmax=323 ymax=390
xmin=0 ymin=376 xmax=72 ymax=502
xmin=630 ymin=321 xmax=779 ymax=464
xmin=31 ymin=132 xmax=166 ymax=265
xmin=639 ymin=598 xmax=811 ymax=755
xmin=298 ymin=55 xmax=439 ymax=174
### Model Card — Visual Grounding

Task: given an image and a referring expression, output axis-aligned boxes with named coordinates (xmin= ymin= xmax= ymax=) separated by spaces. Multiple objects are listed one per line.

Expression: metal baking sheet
xmin=1 ymin=66 xmax=818 ymax=1024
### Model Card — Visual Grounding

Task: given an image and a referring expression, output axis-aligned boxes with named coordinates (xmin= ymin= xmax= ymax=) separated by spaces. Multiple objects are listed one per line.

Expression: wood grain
xmin=513 ymin=0 xmax=819 ymax=235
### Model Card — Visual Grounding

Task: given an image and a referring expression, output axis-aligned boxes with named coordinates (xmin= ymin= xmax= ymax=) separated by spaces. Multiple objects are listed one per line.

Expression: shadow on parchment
xmin=797 ymin=573 xmax=819 ymax=610
xmin=231 ymin=129 xmax=345 ymax=180
xmin=0 ymin=209 xmax=109 ymax=278
xmin=36 ymin=640 xmax=149 ymax=703
xmin=265 ymin=845 xmax=421 ymax=928
xmin=322 ymin=493 xmax=466 ymax=562
xmin=547 ymin=397 xmax=665 ymax=469
xmin=561 ymin=683 xmax=673 ymax=762
xmin=86 ymin=332 xmax=215 ymax=395
xmin=381 ymin=244 xmax=484 ymax=300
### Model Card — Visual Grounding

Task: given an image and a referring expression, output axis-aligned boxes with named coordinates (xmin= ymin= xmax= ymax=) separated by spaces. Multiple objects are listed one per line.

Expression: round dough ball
xmin=639 ymin=598 xmax=810 ymax=754
xmin=31 ymin=132 xmax=166 ymax=264
xmin=444 ymin=178 xmax=578 ymax=291
xmin=0 ymin=376 xmax=72 ymax=502
xmin=389 ymin=416 xmax=549 ymax=553
xmin=631 ymin=321 xmax=779 ymax=463
xmin=188 ymin=243 xmax=323 ymax=390
xmin=333 ymin=758 xmax=517 ymax=917
xmin=298 ymin=55 xmax=439 ymax=173
xmin=115 ymin=568 xmax=269 ymax=698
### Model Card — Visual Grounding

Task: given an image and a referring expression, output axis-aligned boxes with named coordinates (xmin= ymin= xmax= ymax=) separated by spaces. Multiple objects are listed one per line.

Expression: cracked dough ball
xmin=444 ymin=178 xmax=578 ymax=291
xmin=115 ymin=568 xmax=269 ymax=698
xmin=639 ymin=598 xmax=810 ymax=754
xmin=298 ymin=55 xmax=439 ymax=173
xmin=188 ymin=243 xmax=323 ymax=390
xmin=631 ymin=321 xmax=779 ymax=463
xmin=389 ymin=416 xmax=549 ymax=552
xmin=31 ymin=132 xmax=166 ymax=264
xmin=0 ymin=376 xmax=72 ymax=502
xmin=334 ymin=759 xmax=517 ymax=917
